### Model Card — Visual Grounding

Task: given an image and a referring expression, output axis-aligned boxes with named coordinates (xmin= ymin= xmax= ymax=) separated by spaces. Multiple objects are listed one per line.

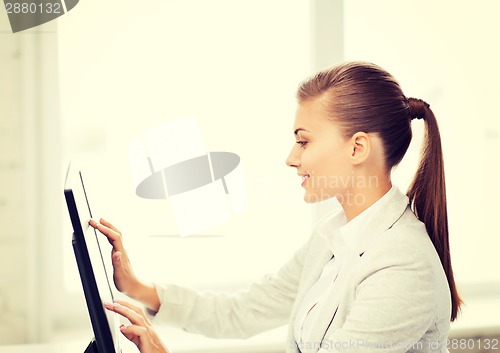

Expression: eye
xmin=296 ymin=140 xmax=307 ymax=148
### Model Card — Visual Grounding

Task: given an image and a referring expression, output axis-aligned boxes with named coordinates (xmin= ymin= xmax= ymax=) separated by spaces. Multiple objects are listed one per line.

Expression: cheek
xmin=303 ymin=147 xmax=353 ymax=187
xmin=299 ymin=148 xmax=323 ymax=172
xmin=302 ymin=147 xmax=343 ymax=174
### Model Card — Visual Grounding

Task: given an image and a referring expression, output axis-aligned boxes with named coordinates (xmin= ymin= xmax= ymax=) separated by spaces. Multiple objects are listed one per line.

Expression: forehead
xmin=293 ymin=97 xmax=332 ymax=131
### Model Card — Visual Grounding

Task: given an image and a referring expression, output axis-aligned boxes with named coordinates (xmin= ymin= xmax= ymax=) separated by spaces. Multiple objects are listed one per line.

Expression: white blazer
xmin=152 ymin=187 xmax=452 ymax=353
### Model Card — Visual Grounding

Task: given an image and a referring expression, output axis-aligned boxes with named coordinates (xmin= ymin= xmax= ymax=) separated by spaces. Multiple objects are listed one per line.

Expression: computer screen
xmin=64 ymin=165 xmax=121 ymax=353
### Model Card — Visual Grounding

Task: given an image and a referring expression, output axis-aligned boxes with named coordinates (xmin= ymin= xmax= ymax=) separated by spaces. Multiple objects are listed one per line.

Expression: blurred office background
xmin=1 ymin=0 xmax=499 ymax=351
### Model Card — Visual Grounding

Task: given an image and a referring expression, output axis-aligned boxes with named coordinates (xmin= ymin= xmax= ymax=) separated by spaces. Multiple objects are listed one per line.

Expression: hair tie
xmin=407 ymin=97 xmax=429 ymax=120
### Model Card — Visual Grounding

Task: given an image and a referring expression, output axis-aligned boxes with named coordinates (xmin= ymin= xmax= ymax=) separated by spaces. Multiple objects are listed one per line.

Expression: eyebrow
xmin=294 ymin=128 xmax=309 ymax=135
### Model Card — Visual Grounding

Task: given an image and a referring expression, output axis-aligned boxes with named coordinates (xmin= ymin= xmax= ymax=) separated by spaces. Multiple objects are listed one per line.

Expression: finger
xmin=111 ymin=251 xmax=124 ymax=271
xmin=122 ymin=323 xmax=170 ymax=353
xmin=95 ymin=222 xmax=121 ymax=241
xmin=93 ymin=223 xmax=124 ymax=249
xmin=100 ymin=218 xmax=122 ymax=235
xmin=112 ymin=251 xmax=122 ymax=264
xmin=120 ymin=324 xmax=144 ymax=347
xmin=104 ymin=302 xmax=146 ymax=326
xmin=114 ymin=299 xmax=150 ymax=324
xmin=90 ymin=219 xmax=116 ymax=244
xmin=89 ymin=219 xmax=99 ymax=229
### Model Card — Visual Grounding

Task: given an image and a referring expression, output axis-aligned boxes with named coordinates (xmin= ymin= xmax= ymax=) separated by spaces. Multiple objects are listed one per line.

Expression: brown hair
xmin=297 ymin=61 xmax=461 ymax=321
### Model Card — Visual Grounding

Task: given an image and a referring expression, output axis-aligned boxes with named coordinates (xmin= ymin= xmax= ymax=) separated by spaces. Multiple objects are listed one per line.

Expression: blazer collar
xmin=316 ymin=185 xmax=410 ymax=257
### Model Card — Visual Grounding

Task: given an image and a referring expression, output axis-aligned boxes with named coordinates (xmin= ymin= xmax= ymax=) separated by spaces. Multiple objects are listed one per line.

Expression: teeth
xmin=301 ymin=175 xmax=309 ymax=182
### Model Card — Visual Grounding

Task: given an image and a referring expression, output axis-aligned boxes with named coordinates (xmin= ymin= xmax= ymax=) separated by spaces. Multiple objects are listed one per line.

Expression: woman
xmin=90 ymin=61 xmax=461 ymax=353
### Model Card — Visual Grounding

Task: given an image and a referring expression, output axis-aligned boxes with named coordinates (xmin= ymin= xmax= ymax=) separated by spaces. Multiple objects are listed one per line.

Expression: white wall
xmin=0 ymin=12 xmax=27 ymax=344
xmin=54 ymin=0 xmax=321 ymax=342
xmin=1 ymin=8 xmax=62 ymax=343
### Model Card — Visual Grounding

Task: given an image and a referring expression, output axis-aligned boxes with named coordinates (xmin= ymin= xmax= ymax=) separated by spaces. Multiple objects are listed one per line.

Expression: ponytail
xmin=406 ymin=98 xmax=462 ymax=321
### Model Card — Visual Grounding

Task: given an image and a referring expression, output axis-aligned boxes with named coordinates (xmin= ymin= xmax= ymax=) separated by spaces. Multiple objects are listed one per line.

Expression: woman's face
xmin=286 ymin=97 xmax=354 ymax=203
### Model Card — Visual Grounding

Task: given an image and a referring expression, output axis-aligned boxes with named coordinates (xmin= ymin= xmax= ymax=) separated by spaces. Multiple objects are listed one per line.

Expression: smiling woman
xmin=91 ymin=61 xmax=459 ymax=353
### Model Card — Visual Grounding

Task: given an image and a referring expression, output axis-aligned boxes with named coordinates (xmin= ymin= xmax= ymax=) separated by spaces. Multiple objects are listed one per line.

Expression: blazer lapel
xmin=286 ymin=233 xmax=334 ymax=353
xmin=304 ymin=248 xmax=361 ymax=352
xmin=300 ymin=187 xmax=411 ymax=352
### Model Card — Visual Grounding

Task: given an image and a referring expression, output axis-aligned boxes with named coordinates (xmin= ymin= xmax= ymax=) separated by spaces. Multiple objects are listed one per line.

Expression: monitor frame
xmin=64 ymin=167 xmax=120 ymax=353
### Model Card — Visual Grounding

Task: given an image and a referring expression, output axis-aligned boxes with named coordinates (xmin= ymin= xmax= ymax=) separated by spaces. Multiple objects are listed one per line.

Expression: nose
xmin=286 ymin=146 xmax=300 ymax=168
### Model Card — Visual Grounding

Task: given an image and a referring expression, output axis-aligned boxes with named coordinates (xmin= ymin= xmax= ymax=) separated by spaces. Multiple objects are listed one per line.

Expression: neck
xmin=340 ymin=178 xmax=392 ymax=222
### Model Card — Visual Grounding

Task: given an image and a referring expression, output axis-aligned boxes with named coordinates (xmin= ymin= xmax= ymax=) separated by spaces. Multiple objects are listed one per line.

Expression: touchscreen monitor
xmin=64 ymin=165 xmax=121 ymax=353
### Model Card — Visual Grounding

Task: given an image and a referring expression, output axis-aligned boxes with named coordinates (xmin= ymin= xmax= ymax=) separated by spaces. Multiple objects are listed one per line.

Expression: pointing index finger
xmin=114 ymin=299 xmax=150 ymax=324
xmin=89 ymin=219 xmax=124 ymax=250
xmin=100 ymin=218 xmax=122 ymax=235
xmin=105 ymin=302 xmax=146 ymax=326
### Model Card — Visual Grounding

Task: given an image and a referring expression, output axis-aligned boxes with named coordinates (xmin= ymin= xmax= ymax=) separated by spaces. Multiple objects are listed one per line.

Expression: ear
xmin=349 ymin=132 xmax=370 ymax=165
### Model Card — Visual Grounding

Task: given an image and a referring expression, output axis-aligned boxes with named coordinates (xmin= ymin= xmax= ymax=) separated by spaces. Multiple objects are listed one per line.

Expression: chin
xmin=303 ymin=190 xmax=337 ymax=204
xmin=303 ymin=193 xmax=323 ymax=204
xmin=303 ymin=196 xmax=316 ymax=204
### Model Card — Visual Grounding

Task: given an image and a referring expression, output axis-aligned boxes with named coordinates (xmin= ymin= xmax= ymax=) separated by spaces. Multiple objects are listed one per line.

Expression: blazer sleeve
xmin=149 ymin=238 xmax=311 ymax=339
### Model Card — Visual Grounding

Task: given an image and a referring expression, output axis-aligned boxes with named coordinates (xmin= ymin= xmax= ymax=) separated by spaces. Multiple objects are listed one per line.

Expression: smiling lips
xmin=299 ymin=174 xmax=310 ymax=186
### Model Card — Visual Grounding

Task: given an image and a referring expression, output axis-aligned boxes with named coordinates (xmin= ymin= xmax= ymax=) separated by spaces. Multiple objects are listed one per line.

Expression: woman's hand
xmin=90 ymin=218 xmax=160 ymax=311
xmin=89 ymin=218 xmax=139 ymax=295
xmin=105 ymin=300 xmax=171 ymax=353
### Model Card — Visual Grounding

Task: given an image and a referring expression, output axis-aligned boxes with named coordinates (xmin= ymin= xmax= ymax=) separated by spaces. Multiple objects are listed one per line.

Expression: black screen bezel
xmin=64 ymin=169 xmax=117 ymax=353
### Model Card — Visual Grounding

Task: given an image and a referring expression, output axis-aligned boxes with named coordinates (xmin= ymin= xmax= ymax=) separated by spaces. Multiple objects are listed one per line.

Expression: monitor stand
xmin=84 ymin=339 xmax=98 ymax=353
xmin=84 ymin=338 xmax=121 ymax=353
